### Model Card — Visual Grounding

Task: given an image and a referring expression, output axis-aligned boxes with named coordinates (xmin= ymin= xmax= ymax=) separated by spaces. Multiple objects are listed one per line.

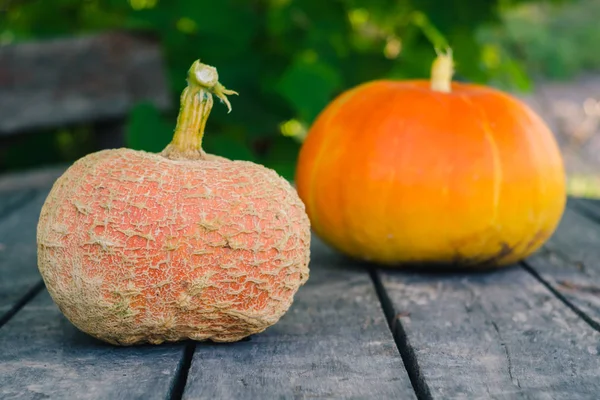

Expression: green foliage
xmin=0 ymin=0 xmax=573 ymax=176
xmin=0 ymin=126 xmax=95 ymax=170
xmin=480 ymin=0 xmax=600 ymax=81
xmin=276 ymin=58 xmax=342 ymax=123
xmin=125 ymin=102 xmax=173 ymax=153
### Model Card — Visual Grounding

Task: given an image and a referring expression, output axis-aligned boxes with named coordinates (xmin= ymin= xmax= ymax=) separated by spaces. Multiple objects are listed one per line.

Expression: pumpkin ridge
xmin=459 ymin=93 xmax=503 ymax=224
xmin=375 ymin=86 xmax=408 ymax=260
xmin=339 ymin=83 xmax=399 ymax=258
xmin=303 ymin=85 xmax=363 ymax=253
xmin=338 ymin=88 xmax=382 ymax=256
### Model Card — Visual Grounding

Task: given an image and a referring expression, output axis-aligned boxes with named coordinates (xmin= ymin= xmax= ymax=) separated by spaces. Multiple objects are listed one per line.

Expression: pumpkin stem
xmin=430 ymin=47 xmax=454 ymax=93
xmin=161 ymin=60 xmax=238 ymax=160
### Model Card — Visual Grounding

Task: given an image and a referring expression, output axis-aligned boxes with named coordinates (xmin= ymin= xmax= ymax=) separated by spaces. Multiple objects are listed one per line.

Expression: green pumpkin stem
xmin=161 ymin=60 xmax=238 ymax=160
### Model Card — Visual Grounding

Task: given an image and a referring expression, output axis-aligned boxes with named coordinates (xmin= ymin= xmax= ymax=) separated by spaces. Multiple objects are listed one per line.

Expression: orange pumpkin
xmin=295 ymin=49 xmax=566 ymax=267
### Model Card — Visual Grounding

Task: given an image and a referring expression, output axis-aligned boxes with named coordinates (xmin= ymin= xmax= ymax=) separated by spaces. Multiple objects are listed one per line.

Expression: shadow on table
xmin=309 ymin=235 xmax=523 ymax=278
xmin=60 ymin=316 xmax=188 ymax=352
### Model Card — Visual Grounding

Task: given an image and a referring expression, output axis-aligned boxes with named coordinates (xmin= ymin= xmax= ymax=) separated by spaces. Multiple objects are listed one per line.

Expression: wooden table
xmin=1 ymin=167 xmax=599 ymax=400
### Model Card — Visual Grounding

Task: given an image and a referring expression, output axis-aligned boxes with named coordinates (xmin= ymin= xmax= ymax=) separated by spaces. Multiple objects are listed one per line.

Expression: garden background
xmin=1 ymin=0 xmax=599 ymax=196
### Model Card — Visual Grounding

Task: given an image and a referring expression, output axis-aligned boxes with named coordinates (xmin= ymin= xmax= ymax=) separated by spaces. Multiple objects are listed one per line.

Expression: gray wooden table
xmin=1 ymin=167 xmax=599 ymax=400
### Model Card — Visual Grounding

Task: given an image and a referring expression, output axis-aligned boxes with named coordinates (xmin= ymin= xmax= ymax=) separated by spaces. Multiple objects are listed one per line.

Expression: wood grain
xmin=377 ymin=265 xmax=600 ymax=399
xmin=0 ymin=290 xmax=186 ymax=400
xmin=570 ymin=197 xmax=600 ymax=222
xmin=183 ymin=238 xmax=416 ymax=400
xmin=0 ymin=165 xmax=66 ymax=194
xmin=0 ymin=31 xmax=171 ymax=135
xmin=523 ymin=200 xmax=600 ymax=329
xmin=0 ymin=188 xmax=35 ymax=219
xmin=2 ymin=174 xmax=598 ymax=398
xmin=0 ymin=190 xmax=47 ymax=321
xmin=0 ymin=168 xmax=66 ymax=324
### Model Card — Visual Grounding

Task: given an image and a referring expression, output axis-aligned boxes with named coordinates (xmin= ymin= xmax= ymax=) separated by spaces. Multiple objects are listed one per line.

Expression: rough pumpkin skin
xmin=36 ymin=61 xmax=310 ymax=345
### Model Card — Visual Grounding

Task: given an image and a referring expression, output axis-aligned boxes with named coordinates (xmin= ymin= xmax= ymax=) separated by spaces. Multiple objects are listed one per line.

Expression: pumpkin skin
xmin=36 ymin=61 xmax=311 ymax=345
xmin=295 ymin=79 xmax=566 ymax=267
xmin=37 ymin=149 xmax=310 ymax=345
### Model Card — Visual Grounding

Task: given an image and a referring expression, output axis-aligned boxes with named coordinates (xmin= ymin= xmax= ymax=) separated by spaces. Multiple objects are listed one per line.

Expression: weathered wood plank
xmin=377 ymin=265 xmax=600 ymax=399
xmin=183 ymin=238 xmax=416 ymax=400
xmin=0 ymin=188 xmax=36 ymax=219
xmin=0 ymin=290 xmax=186 ymax=399
xmin=0 ymin=31 xmax=171 ymax=135
xmin=571 ymin=197 xmax=600 ymax=222
xmin=523 ymin=200 xmax=600 ymax=329
xmin=0 ymin=165 xmax=67 ymax=194
xmin=0 ymin=188 xmax=40 ymax=327
xmin=0 ymin=190 xmax=49 ymax=322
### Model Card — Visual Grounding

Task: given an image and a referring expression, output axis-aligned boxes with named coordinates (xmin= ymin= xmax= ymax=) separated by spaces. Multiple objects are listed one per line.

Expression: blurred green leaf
xmin=276 ymin=59 xmax=342 ymax=123
xmin=1 ymin=126 xmax=94 ymax=170
xmin=125 ymin=102 xmax=173 ymax=153
xmin=478 ymin=0 xmax=600 ymax=81
xmin=203 ymin=131 xmax=258 ymax=162
xmin=1 ymin=0 xmax=591 ymax=179
xmin=262 ymin=135 xmax=301 ymax=181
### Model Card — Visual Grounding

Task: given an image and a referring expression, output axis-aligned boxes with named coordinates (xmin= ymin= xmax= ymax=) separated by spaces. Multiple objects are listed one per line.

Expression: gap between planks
xmin=0 ymin=189 xmax=44 ymax=328
xmin=369 ymin=270 xmax=433 ymax=400
xmin=169 ymin=342 xmax=196 ymax=400
xmin=370 ymin=201 xmax=600 ymax=399
xmin=521 ymin=198 xmax=600 ymax=334
xmin=521 ymin=262 xmax=600 ymax=332
xmin=0 ymin=181 xmax=414 ymax=399
xmin=180 ymin=238 xmax=415 ymax=399
xmin=3 ymin=180 xmax=598 ymax=398
xmin=368 ymin=206 xmax=600 ymax=399
xmin=371 ymin=260 xmax=600 ymax=400
xmin=374 ymin=265 xmax=600 ymax=399
xmin=0 ymin=280 xmax=44 ymax=330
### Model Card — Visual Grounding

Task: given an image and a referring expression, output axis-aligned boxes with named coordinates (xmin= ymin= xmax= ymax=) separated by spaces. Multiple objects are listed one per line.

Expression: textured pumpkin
xmin=37 ymin=61 xmax=311 ymax=345
xmin=295 ymin=50 xmax=565 ymax=267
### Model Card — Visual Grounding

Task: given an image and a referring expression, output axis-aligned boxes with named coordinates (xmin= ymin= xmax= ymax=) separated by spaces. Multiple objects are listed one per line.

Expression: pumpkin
xmin=37 ymin=60 xmax=311 ymax=345
xmin=295 ymin=49 xmax=565 ymax=267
